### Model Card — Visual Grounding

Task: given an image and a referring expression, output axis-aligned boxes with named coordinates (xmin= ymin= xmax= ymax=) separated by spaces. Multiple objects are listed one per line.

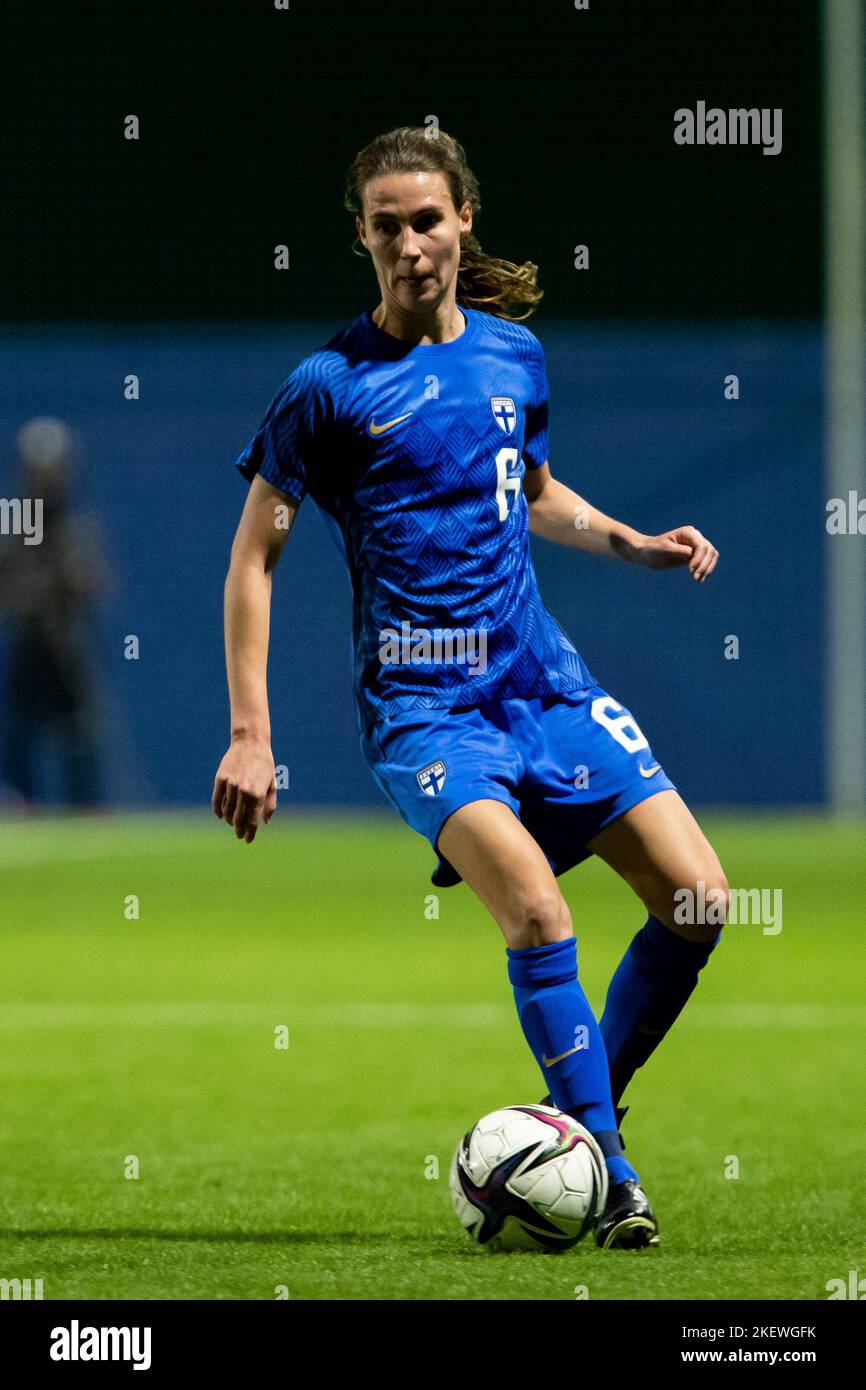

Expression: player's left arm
xmin=524 ymin=462 xmax=719 ymax=582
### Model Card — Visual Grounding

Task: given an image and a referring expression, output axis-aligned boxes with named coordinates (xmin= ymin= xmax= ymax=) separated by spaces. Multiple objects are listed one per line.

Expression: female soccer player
xmin=213 ymin=127 xmax=728 ymax=1250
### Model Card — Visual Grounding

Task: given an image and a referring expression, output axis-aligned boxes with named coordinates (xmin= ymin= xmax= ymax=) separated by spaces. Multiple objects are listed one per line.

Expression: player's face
xmin=357 ymin=171 xmax=472 ymax=312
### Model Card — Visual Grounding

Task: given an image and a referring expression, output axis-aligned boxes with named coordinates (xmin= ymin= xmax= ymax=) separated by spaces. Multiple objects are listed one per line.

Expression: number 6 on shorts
xmin=590 ymin=696 xmax=649 ymax=753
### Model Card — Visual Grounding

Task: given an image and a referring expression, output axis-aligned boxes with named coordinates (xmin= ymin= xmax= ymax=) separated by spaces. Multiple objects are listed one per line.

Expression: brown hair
xmin=344 ymin=126 xmax=543 ymax=321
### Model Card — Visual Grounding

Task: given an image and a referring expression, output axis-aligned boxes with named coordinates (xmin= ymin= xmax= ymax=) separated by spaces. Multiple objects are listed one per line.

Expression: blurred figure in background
xmin=0 ymin=417 xmax=111 ymax=809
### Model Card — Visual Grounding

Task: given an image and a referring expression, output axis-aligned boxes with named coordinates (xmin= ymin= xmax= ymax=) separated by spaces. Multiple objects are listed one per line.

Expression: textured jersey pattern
xmin=236 ymin=306 xmax=593 ymax=724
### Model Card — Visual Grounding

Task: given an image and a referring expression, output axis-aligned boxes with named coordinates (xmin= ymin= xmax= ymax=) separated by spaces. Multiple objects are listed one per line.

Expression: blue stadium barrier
xmin=0 ymin=320 xmax=822 ymax=808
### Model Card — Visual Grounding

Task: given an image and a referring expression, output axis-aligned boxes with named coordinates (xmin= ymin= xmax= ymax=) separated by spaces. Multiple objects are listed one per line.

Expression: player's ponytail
xmin=345 ymin=127 xmax=543 ymax=321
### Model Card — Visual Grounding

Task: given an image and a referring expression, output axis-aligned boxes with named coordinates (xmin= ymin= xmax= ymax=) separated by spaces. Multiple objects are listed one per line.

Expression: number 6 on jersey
xmin=495 ymin=447 xmax=521 ymax=521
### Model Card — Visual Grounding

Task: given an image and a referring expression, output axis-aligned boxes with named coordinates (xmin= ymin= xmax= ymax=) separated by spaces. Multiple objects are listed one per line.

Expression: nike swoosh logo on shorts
xmin=639 ymin=764 xmax=661 ymax=778
xmin=368 ymin=412 xmax=414 ymax=435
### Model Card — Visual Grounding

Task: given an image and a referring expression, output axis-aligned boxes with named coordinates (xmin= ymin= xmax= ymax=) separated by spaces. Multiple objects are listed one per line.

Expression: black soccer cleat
xmin=594 ymin=1179 xmax=660 ymax=1250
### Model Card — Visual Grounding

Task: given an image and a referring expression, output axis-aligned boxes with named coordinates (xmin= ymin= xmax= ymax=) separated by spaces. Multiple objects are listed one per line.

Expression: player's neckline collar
xmin=364 ymin=305 xmax=477 ymax=354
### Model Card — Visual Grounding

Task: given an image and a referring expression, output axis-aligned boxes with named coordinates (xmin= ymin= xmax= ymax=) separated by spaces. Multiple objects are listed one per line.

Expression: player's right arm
xmin=213 ymin=474 xmax=301 ymax=843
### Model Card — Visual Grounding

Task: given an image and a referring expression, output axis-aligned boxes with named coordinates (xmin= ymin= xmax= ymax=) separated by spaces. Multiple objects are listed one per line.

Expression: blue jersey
xmin=235 ymin=305 xmax=594 ymax=727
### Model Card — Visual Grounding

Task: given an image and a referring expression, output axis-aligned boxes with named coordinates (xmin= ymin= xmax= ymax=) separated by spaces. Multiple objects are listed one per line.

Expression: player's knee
xmin=697 ymin=862 xmax=730 ymax=932
xmin=709 ymin=870 xmax=731 ymax=927
xmin=652 ymin=864 xmax=730 ymax=941
xmin=504 ymin=888 xmax=572 ymax=951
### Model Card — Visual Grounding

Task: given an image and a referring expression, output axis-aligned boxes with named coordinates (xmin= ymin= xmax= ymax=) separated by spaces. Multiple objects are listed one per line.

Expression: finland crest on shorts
xmin=417 ymin=760 xmax=447 ymax=797
xmin=491 ymin=397 xmax=517 ymax=434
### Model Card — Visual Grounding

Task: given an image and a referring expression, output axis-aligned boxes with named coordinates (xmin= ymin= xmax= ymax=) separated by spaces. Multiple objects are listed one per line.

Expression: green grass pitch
xmin=0 ymin=810 xmax=862 ymax=1301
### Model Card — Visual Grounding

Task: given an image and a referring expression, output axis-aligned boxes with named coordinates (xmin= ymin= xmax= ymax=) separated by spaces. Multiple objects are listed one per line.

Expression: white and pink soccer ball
xmin=450 ymin=1103 xmax=608 ymax=1252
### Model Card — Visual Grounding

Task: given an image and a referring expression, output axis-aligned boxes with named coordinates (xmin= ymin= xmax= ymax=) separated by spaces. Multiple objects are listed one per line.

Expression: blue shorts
xmin=360 ymin=684 xmax=677 ymax=887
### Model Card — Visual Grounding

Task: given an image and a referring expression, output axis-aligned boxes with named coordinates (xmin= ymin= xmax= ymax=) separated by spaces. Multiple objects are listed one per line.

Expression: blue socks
xmin=600 ymin=914 xmax=722 ymax=1107
xmin=507 ymin=936 xmax=638 ymax=1187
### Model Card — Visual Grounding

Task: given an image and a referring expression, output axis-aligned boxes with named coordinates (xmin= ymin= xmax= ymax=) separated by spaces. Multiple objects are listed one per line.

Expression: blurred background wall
xmin=0 ymin=320 xmax=823 ymax=808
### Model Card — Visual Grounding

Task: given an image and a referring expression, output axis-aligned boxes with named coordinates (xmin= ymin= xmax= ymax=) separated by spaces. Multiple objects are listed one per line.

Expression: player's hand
xmin=636 ymin=526 xmax=719 ymax=581
xmin=212 ymin=739 xmax=277 ymax=843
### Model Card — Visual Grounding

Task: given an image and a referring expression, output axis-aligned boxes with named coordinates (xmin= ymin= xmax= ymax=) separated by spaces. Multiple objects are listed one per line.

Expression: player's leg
xmin=587 ymin=786 xmax=728 ymax=940
xmin=585 ymin=788 xmax=729 ymax=1107
xmin=437 ymin=797 xmax=637 ymax=1188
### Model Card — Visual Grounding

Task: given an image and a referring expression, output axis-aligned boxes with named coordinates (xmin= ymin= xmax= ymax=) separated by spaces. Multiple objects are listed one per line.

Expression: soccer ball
xmin=449 ymin=1103 xmax=608 ymax=1252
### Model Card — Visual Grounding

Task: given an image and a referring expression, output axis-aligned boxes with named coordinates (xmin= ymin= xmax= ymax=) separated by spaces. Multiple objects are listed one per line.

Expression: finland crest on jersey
xmin=490 ymin=396 xmax=517 ymax=434
xmin=417 ymin=760 xmax=447 ymax=797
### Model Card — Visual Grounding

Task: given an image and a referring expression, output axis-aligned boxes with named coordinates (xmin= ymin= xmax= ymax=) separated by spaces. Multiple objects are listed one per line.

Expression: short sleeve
xmin=234 ymin=358 xmax=329 ymax=503
xmin=523 ymin=336 xmax=550 ymax=471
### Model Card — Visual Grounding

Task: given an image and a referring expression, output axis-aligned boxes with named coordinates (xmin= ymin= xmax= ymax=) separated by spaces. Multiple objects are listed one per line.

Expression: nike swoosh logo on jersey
xmin=368 ymin=412 xmax=414 ymax=435
xmin=639 ymin=764 xmax=662 ymax=778
xmin=541 ymin=1043 xmax=584 ymax=1067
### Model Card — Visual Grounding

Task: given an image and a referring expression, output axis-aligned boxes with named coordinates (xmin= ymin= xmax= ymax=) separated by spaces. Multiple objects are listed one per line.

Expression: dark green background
xmin=3 ymin=0 xmax=820 ymax=320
